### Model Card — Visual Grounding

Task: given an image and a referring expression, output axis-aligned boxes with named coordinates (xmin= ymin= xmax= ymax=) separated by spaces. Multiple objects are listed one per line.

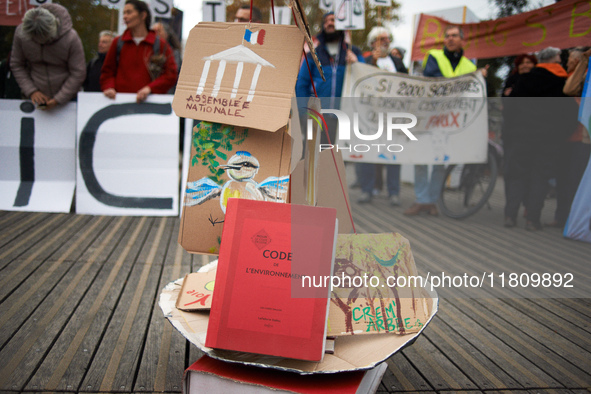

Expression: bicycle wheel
xmin=438 ymin=149 xmax=498 ymax=219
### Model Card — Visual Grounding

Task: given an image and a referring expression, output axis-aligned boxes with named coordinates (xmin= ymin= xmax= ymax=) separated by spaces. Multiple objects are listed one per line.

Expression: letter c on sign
xmin=79 ymin=103 xmax=174 ymax=209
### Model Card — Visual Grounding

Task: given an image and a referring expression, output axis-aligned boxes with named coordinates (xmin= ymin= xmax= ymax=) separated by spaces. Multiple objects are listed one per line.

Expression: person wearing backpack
xmin=100 ymin=0 xmax=177 ymax=103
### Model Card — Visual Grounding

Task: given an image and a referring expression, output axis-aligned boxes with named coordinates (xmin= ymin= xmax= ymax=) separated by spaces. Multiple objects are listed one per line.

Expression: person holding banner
xmin=295 ymin=11 xmax=364 ymax=143
xmin=100 ymin=0 xmax=178 ymax=103
xmin=404 ymin=25 xmax=486 ymax=216
xmin=10 ymin=4 xmax=86 ymax=109
xmin=357 ymin=27 xmax=407 ymax=205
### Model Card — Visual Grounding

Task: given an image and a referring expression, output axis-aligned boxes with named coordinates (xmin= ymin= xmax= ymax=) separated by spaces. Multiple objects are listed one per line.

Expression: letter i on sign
xmin=14 ymin=102 xmax=36 ymax=207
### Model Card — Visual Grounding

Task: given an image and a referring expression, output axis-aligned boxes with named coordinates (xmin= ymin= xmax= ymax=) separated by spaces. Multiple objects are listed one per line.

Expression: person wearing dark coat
xmin=503 ymin=47 xmax=579 ymax=231
xmin=83 ymin=30 xmax=115 ymax=92
xmin=357 ymin=27 xmax=408 ymax=206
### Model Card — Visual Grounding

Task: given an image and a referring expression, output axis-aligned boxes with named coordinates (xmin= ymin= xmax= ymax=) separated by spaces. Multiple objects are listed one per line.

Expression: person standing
xmin=11 ymin=4 xmax=86 ymax=109
xmin=404 ymin=25 xmax=486 ymax=216
xmin=504 ymin=47 xmax=578 ymax=230
xmin=357 ymin=26 xmax=407 ymax=205
xmin=100 ymin=0 xmax=177 ymax=103
xmin=296 ymin=11 xmax=363 ymax=143
xmin=84 ymin=30 xmax=115 ymax=92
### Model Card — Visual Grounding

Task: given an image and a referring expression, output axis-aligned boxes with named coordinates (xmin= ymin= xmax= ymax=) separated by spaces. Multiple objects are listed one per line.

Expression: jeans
xmin=357 ymin=163 xmax=400 ymax=196
xmin=414 ymin=164 xmax=445 ymax=204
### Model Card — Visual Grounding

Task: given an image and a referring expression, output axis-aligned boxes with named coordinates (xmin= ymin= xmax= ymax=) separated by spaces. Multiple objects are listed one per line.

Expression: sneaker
xmin=357 ymin=193 xmax=372 ymax=204
xmin=389 ymin=195 xmax=401 ymax=206
xmin=525 ymin=221 xmax=543 ymax=231
xmin=404 ymin=203 xmax=427 ymax=216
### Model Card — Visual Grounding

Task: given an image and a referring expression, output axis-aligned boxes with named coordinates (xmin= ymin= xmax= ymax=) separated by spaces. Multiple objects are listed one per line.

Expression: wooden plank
xmin=383 ymin=354 xmax=433 ymax=391
xmin=21 ymin=217 xmax=151 ymax=392
xmin=400 ymin=335 xmax=477 ymax=390
xmin=497 ymin=298 xmax=591 ymax=352
xmin=436 ymin=300 xmax=561 ymax=388
xmin=451 ymin=298 xmax=591 ymax=387
xmin=0 ymin=212 xmax=48 ymax=246
xmin=476 ymin=298 xmax=591 ymax=375
xmin=80 ymin=218 xmax=171 ymax=392
xmin=0 ymin=216 xmax=113 ymax=349
xmin=134 ymin=218 xmax=194 ymax=393
xmin=423 ymin=319 xmax=522 ymax=390
xmin=0 ymin=214 xmax=92 ymax=301
xmin=0 ymin=213 xmax=69 ymax=265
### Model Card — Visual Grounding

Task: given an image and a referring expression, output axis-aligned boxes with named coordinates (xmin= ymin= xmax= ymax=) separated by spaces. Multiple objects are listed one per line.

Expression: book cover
xmin=205 ymin=199 xmax=337 ymax=361
xmin=183 ymin=354 xmax=387 ymax=394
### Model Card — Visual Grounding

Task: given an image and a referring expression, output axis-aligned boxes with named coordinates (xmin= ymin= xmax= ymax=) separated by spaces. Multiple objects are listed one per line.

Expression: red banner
xmin=411 ymin=0 xmax=591 ymax=61
xmin=0 ymin=0 xmax=33 ymax=26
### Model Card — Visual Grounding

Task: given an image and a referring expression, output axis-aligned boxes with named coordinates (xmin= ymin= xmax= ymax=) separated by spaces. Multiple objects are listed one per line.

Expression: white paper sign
xmin=369 ymin=0 xmax=390 ymax=6
xmin=335 ymin=0 xmax=365 ymax=31
xmin=76 ymin=93 xmax=179 ymax=216
xmin=202 ymin=0 xmax=225 ymax=22
xmin=30 ymin=0 xmax=51 ymax=5
xmin=151 ymin=0 xmax=173 ymax=19
xmin=319 ymin=0 xmax=334 ymax=12
xmin=272 ymin=7 xmax=292 ymax=25
xmin=0 ymin=100 xmax=76 ymax=213
xmin=101 ymin=0 xmax=124 ymax=7
xmin=340 ymin=63 xmax=488 ymax=164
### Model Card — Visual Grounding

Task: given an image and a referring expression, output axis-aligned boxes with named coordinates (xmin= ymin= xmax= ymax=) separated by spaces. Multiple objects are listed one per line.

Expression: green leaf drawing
xmin=191 ymin=122 xmax=248 ymax=185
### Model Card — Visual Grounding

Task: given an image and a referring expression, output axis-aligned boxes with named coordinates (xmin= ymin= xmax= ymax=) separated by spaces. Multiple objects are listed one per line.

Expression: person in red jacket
xmin=100 ymin=0 xmax=177 ymax=103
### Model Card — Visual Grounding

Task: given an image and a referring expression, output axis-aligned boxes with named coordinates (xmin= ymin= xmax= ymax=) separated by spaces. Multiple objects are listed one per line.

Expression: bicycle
xmin=438 ymin=140 xmax=503 ymax=219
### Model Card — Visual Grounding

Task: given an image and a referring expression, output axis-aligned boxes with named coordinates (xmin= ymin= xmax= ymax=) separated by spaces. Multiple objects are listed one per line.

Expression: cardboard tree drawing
xmin=173 ymin=23 xmax=304 ymax=254
xmin=328 ymin=233 xmax=430 ymax=336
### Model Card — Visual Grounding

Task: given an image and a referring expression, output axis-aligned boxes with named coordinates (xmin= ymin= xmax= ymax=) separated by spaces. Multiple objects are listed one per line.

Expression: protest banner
xmin=202 ymin=0 xmax=224 ymax=22
xmin=0 ymin=0 xmax=33 ymax=25
xmin=412 ymin=0 xmax=591 ymax=61
xmin=0 ymin=100 xmax=76 ymax=213
xmin=76 ymin=92 xmax=179 ymax=216
xmin=334 ymin=0 xmax=365 ymax=31
xmin=339 ymin=62 xmax=488 ymax=164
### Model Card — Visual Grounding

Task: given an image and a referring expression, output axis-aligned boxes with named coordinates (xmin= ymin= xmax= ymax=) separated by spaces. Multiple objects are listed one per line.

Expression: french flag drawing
xmin=244 ymin=28 xmax=266 ymax=45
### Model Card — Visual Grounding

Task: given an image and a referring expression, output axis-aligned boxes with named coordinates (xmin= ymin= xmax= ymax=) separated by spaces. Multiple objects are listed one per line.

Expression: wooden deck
xmin=1 ymin=177 xmax=590 ymax=393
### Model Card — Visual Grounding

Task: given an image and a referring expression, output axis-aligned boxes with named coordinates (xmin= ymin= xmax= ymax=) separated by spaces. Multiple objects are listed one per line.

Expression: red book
xmin=183 ymin=354 xmax=387 ymax=394
xmin=205 ymin=199 xmax=338 ymax=361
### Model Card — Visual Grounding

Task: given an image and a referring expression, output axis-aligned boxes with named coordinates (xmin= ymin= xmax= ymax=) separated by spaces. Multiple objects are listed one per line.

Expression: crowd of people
xmin=7 ymin=0 xmax=180 ymax=106
xmin=3 ymin=2 xmax=589 ymax=232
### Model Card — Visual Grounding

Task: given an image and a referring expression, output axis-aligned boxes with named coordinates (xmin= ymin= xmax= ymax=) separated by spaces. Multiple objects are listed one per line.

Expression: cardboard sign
xmin=30 ymin=0 xmax=51 ymax=5
xmin=341 ymin=63 xmax=488 ymax=164
xmin=172 ymin=23 xmax=305 ymax=132
xmin=328 ymin=233 xmax=430 ymax=336
xmin=76 ymin=92 xmax=179 ymax=216
xmin=179 ymin=121 xmax=292 ymax=254
xmin=176 ymin=272 xmax=215 ymax=311
xmin=334 ymin=0 xmax=365 ymax=31
xmin=201 ymin=0 xmax=225 ymax=22
xmin=0 ymin=100 xmax=76 ymax=213
xmin=369 ymin=0 xmax=390 ymax=6
xmin=0 ymin=1 xmax=33 ymax=26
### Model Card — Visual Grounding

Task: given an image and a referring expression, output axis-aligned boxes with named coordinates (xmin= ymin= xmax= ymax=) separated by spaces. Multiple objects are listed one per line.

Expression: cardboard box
xmin=173 ymin=23 xmax=305 ymax=254
xmin=183 ymin=354 xmax=387 ymax=394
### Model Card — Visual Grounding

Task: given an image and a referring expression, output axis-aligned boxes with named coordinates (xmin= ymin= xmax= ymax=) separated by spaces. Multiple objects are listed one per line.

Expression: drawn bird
xmin=185 ymin=151 xmax=289 ymax=213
